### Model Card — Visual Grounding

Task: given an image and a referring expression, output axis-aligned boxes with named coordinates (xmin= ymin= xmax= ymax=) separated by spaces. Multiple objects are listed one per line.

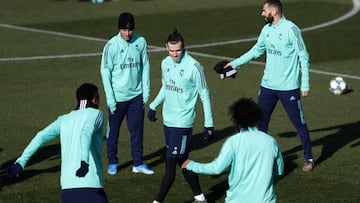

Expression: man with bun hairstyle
xmin=8 ymin=83 xmax=108 ymax=203
xmin=100 ymin=12 xmax=153 ymax=175
xmin=148 ymin=29 xmax=214 ymax=203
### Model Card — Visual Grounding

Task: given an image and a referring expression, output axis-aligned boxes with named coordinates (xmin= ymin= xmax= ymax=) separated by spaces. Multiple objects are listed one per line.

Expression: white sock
xmin=152 ymin=201 xmax=160 ymax=203
xmin=194 ymin=193 xmax=206 ymax=201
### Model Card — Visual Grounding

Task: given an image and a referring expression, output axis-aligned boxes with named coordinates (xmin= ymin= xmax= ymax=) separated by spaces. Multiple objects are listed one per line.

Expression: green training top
xmin=149 ymin=51 xmax=214 ymax=128
xmin=101 ymin=33 xmax=150 ymax=113
xmin=231 ymin=16 xmax=310 ymax=92
xmin=16 ymin=108 xmax=104 ymax=190
xmin=187 ymin=127 xmax=284 ymax=203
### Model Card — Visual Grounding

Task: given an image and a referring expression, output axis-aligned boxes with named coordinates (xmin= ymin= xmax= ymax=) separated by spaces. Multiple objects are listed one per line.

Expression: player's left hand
xmin=203 ymin=127 xmax=215 ymax=141
xmin=147 ymin=109 xmax=157 ymax=122
xmin=8 ymin=163 xmax=23 ymax=178
xmin=76 ymin=161 xmax=89 ymax=177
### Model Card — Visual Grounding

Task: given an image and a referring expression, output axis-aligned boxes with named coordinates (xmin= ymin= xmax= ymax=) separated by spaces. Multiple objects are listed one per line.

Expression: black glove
xmin=147 ymin=109 xmax=157 ymax=122
xmin=203 ymin=127 xmax=215 ymax=141
xmin=8 ymin=163 xmax=23 ymax=178
xmin=76 ymin=161 xmax=89 ymax=177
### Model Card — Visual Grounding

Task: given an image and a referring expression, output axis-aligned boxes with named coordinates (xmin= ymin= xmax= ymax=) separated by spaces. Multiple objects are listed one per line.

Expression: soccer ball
xmin=329 ymin=77 xmax=347 ymax=95
xmin=92 ymin=0 xmax=105 ymax=3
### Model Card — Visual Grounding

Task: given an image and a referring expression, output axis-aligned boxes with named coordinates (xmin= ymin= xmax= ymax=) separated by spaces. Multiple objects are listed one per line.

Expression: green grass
xmin=1 ymin=0 xmax=359 ymax=202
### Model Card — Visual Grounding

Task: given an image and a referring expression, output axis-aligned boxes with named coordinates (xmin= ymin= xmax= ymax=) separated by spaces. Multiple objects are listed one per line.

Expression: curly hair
xmin=228 ymin=98 xmax=263 ymax=131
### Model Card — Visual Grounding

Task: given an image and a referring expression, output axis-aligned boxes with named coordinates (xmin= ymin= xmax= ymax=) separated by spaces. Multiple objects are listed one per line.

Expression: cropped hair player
xmin=8 ymin=83 xmax=108 ymax=203
xmin=224 ymin=0 xmax=314 ymax=171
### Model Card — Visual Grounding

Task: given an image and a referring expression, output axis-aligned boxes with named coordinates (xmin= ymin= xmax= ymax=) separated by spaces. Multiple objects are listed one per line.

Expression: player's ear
xmin=91 ymin=93 xmax=100 ymax=106
xmin=271 ymin=6 xmax=279 ymax=16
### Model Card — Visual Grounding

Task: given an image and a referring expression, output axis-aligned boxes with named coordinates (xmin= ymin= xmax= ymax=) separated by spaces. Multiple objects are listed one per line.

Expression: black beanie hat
xmin=213 ymin=60 xmax=237 ymax=79
xmin=118 ymin=12 xmax=135 ymax=30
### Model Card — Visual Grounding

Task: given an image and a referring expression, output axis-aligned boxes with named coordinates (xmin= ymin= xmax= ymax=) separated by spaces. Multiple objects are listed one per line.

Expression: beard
xmin=265 ymin=14 xmax=274 ymax=24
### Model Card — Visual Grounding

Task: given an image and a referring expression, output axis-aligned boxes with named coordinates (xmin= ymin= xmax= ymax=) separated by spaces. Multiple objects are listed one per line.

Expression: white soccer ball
xmin=92 ymin=0 xmax=105 ymax=3
xmin=329 ymin=76 xmax=347 ymax=95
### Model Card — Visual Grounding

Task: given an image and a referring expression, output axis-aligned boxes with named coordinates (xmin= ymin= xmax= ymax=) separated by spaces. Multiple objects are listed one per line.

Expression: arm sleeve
xmin=149 ymin=69 xmax=166 ymax=110
xmin=290 ymin=26 xmax=310 ymax=92
xmin=100 ymin=42 xmax=117 ymax=112
xmin=187 ymin=138 xmax=233 ymax=175
xmin=79 ymin=111 xmax=104 ymax=164
xmin=141 ymin=40 xmax=151 ymax=103
xmin=16 ymin=118 xmax=61 ymax=168
xmin=274 ymin=140 xmax=284 ymax=176
xmin=231 ymin=30 xmax=266 ymax=69
xmin=194 ymin=63 xmax=214 ymax=127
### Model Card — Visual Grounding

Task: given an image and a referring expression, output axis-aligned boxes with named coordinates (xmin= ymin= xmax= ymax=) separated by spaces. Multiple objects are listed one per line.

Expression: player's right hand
xmin=8 ymin=163 xmax=23 ymax=178
xmin=203 ymin=127 xmax=215 ymax=141
xmin=147 ymin=109 xmax=157 ymax=122
xmin=109 ymin=103 xmax=117 ymax=115
xmin=224 ymin=62 xmax=233 ymax=69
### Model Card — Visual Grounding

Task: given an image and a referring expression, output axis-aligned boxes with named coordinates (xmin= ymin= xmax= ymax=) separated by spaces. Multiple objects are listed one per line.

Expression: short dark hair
xmin=228 ymin=98 xmax=263 ymax=130
xmin=167 ymin=29 xmax=185 ymax=48
xmin=264 ymin=0 xmax=283 ymax=13
xmin=75 ymin=83 xmax=99 ymax=109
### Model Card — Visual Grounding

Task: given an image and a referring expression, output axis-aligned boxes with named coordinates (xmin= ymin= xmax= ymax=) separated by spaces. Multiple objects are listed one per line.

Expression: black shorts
xmin=164 ymin=125 xmax=192 ymax=159
xmin=61 ymin=188 xmax=108 ymax=203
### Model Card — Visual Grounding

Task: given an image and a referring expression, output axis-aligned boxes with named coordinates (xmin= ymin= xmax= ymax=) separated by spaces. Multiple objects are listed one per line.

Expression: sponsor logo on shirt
xmin=120 ymin=57 xmax=140 ymax=69
xmin=267 ymin=44 xmax=282 ymax=56
xmin=166 ymin=79 xmax=183 ymax=93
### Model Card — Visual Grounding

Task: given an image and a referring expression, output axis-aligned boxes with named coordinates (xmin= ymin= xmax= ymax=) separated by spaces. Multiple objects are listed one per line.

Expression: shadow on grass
xmin=200 ymin=172 xmax=230 ymax=203
xmin=0 ymin=143 xmax=61 ymax=191
xmin=281 ymin=120 xmax=360 ymax=174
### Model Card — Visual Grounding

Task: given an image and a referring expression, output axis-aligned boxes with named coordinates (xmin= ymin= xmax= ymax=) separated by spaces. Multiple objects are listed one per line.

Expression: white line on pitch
xmin=0 ymin=0 xmax=359 ymax=81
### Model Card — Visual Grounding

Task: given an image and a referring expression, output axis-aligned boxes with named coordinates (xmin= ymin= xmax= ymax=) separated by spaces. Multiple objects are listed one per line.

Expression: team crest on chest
xmin=179 ymin=70 xmax=184 ymax=77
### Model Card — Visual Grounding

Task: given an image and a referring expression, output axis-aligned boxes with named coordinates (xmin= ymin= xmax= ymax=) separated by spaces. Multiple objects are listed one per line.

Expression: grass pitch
xmin=0 ymin=0 xmax=359 ymax=202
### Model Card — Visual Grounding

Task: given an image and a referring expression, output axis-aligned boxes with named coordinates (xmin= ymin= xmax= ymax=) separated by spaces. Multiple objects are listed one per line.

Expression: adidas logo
xmin=290 ymin=96 xmax=296 ymax=101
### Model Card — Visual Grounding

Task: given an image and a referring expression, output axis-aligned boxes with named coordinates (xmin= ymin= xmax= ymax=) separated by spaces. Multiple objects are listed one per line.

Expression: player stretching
xmin=8 ymin=83 xmax=108 ymax=203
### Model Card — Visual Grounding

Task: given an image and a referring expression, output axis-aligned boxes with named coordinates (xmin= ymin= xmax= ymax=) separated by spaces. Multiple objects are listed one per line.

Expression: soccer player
xmin=100 ymin=12 xmax=153 ymax=175
xmin=148 ymin=29 xmax=215 ymax=203
xmin=224 ymin=0 xmax=314 ymax=171
xmin=8 ymin=83 xmax=108 ymax=203
xmin=182 ymin=98 xmax=284 ymax=203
